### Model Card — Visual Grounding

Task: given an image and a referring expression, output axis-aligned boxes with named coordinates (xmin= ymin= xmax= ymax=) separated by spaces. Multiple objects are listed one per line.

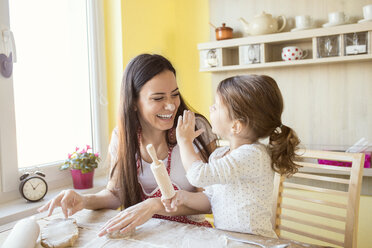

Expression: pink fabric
xmin=318 ymin=152 xmax=371 ymax=168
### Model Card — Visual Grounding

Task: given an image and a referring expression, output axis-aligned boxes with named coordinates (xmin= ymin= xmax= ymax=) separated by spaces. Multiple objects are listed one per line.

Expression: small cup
xmin=363 ymin=4 xmax=372 ymax=20
xmin=328 ymin=12 xmax=346 ymax=24
xmin=295 ymin=15 xmax=312 ymax=29
xmin=282 ymin=46 xmax=308 ymax=61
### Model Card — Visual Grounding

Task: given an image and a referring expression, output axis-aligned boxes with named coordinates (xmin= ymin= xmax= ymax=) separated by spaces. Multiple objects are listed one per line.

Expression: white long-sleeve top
xmin=186 ymin=143 xmax=277 ymax=238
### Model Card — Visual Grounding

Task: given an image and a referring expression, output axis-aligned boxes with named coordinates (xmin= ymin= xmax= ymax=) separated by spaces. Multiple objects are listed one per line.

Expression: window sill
xmin=0 ymin=175 xmax=108 ymax=227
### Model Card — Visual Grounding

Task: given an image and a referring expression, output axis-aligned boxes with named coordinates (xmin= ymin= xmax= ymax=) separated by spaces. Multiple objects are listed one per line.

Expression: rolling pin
xmin=146 ymin=144 xmax=175 ymax=199
xmin=2 ymin=216 xmax=40 ymax=248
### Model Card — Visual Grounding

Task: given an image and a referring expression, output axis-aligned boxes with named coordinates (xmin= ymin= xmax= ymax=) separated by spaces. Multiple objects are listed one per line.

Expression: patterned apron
xmin=137 ymin=145 xmax=212 ymax=228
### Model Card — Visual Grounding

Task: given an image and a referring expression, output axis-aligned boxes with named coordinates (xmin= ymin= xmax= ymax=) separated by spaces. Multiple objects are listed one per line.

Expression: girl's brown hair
xmin=112 ymin=54 xmax=212 ymax=209
xmin=217 ymin=74 xmax=300 ymax=176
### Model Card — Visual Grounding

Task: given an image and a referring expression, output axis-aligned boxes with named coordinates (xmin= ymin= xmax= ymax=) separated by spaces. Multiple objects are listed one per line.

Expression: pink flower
xmin=80 ymin=148 xmax=87 ymax=154
xmin=86 ymin=145 xmax=91 ymax=150
xmin=68 ymin=153 xmax=72 ymax=159
xmin=75 ymin=147 xmax=79 ymax=152
xmin=94 ymin=152 xmax=99 ymax=157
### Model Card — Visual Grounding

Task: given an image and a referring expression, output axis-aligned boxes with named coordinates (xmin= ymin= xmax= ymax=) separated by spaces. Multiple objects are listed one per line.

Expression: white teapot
xmin=239 ymin=12 xmax=286 ymax=36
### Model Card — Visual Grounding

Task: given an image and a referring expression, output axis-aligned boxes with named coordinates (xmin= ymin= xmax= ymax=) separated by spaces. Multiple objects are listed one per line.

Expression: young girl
xmin=162 ymin=74 xmax=301 ymax=238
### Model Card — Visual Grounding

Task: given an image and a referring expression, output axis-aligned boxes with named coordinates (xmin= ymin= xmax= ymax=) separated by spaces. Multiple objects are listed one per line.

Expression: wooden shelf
xmin=198 ymin=22 xmax=372 ymax=72
xmin=200 ymin=54 xmax=372 ymax=72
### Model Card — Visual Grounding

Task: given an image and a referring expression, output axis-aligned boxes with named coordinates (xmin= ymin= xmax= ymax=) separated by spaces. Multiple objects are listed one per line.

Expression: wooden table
xmin=0 ymin=209 xmax=320 ymax=247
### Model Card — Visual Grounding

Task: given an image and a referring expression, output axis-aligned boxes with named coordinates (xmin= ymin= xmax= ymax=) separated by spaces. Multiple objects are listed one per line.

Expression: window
xmin=0 ymin=0 xmax=108 ymax=201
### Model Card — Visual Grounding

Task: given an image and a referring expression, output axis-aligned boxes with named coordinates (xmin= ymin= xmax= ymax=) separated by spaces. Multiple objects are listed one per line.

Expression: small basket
xmin=318 ymin=152 xmax=371 ymax=168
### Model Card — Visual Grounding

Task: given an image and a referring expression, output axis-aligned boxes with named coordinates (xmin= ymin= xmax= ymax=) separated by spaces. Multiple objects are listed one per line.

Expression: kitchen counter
xmin=0 ymin=208 xmax=320 ymax=247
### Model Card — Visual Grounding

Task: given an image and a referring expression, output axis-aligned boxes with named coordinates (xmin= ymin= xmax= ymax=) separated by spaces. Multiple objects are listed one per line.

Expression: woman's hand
xmin=161 ymin=190 xmax=187 ymax=212
xmin=162 ymin=190 xmax=211 ymax=213
xmin=176 ymin=110 xmax=204 ymax=144
xmin=97 ymin=198 xmax=160 ymax=237
xmin=37 ymin=189 xmax=85 ymax=218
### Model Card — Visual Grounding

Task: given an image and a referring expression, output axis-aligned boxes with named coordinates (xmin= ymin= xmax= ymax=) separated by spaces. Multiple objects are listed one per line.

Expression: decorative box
xmin=199 ymin=49 xmax=221 ymax=68
xmin=239 ymin=44 xmax=260 ymax=65
xmin=344 ymin=32 xmax=368 ymax=55
xmin=317 ymin=35 xmax=340 ymax=58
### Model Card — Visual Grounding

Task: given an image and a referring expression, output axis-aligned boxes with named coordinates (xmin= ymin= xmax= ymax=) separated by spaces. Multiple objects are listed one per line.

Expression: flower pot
xmin=70 ymin=169 xmax=94 ymax=189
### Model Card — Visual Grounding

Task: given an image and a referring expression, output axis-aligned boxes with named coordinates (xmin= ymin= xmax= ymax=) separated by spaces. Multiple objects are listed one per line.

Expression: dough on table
xmin=40 ymin=218 xmax=79 ymax=248
xmin=107 ymin=228 xmax=135 ymax=239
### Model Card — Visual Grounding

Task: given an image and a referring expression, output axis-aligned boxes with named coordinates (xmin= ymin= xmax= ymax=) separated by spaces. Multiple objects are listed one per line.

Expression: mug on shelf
xmin=295 ymin=15 xmax=312 ymax=29
xmin=281 ymin=46 xmax=308 ymax=61
xmin=363 ymin=4 xmax=372 ymax=20
xmin=328 ymin=11 xmax=346 ymax=25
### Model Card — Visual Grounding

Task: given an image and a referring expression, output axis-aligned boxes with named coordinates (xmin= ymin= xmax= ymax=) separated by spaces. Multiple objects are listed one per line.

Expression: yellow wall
xmin=172 ymin=1 xmax=212 ymax=116
xmin=104 ymin=0 xmax=211 ymax=132
xmin=103 ymin=0 xmax=123 ymax=134
xmin=357 ymin=195 xmax=372 ymax=248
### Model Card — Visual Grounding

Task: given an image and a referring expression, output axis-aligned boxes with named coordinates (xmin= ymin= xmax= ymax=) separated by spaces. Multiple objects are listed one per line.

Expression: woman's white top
xmin=107 ymin=116 xmax=216 ymax=196
xmin=186 ymin=143 xmax=277 ymax=238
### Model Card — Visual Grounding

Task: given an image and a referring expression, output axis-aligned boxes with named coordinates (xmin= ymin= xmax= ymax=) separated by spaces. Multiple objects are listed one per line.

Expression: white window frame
xmin=0 ymin=0 xmax=109 ymax=203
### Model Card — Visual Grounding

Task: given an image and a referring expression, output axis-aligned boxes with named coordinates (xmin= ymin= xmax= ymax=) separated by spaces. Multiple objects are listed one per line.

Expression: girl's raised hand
xmin=176 ymin=110 xmax=204 ymax=144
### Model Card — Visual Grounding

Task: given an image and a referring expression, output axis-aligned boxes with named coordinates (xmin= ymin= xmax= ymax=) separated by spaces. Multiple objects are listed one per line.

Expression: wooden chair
xmin=272 ymin=149 xmax=365 ymax=248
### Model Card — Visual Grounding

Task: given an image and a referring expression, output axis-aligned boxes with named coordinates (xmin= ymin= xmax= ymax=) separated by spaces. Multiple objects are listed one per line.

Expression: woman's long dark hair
xmin=111 ymin=54 xmax=212 ymax=209
xmin=217 ymin=74 xmax=301 ymax=176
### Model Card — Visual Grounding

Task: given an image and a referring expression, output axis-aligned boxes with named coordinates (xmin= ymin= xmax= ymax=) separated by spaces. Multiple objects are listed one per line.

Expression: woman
xmin=38 ymin=54 xmax=217 ymax=236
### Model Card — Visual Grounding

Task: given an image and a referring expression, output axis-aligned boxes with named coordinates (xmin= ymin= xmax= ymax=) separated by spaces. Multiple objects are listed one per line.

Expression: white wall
xmin=208 ymin=0 xmax=372 ymax=151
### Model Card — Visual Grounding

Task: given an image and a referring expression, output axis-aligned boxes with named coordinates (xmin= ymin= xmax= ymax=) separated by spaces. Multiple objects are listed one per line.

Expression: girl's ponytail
xmin=269 ymin=125 xmax=301 ymax=176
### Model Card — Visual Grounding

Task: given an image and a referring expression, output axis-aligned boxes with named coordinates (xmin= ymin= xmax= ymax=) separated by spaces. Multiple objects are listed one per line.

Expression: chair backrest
xmin=272 ymin=149 xmax=365 ymax=248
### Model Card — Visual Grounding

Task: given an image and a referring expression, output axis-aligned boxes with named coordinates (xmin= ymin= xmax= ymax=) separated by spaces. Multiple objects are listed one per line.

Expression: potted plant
xmin=60 ymin=145 xmax=100 ymax=189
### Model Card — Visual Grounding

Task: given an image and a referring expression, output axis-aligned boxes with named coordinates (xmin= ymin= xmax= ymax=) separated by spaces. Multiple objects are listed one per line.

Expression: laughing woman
xmin=38 ymin=54 xmax=217 ymax=236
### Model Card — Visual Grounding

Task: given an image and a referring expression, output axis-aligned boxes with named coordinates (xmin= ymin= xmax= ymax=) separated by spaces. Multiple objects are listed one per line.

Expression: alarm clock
xmin=19 ymin=171 xmax=48 ymax=202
